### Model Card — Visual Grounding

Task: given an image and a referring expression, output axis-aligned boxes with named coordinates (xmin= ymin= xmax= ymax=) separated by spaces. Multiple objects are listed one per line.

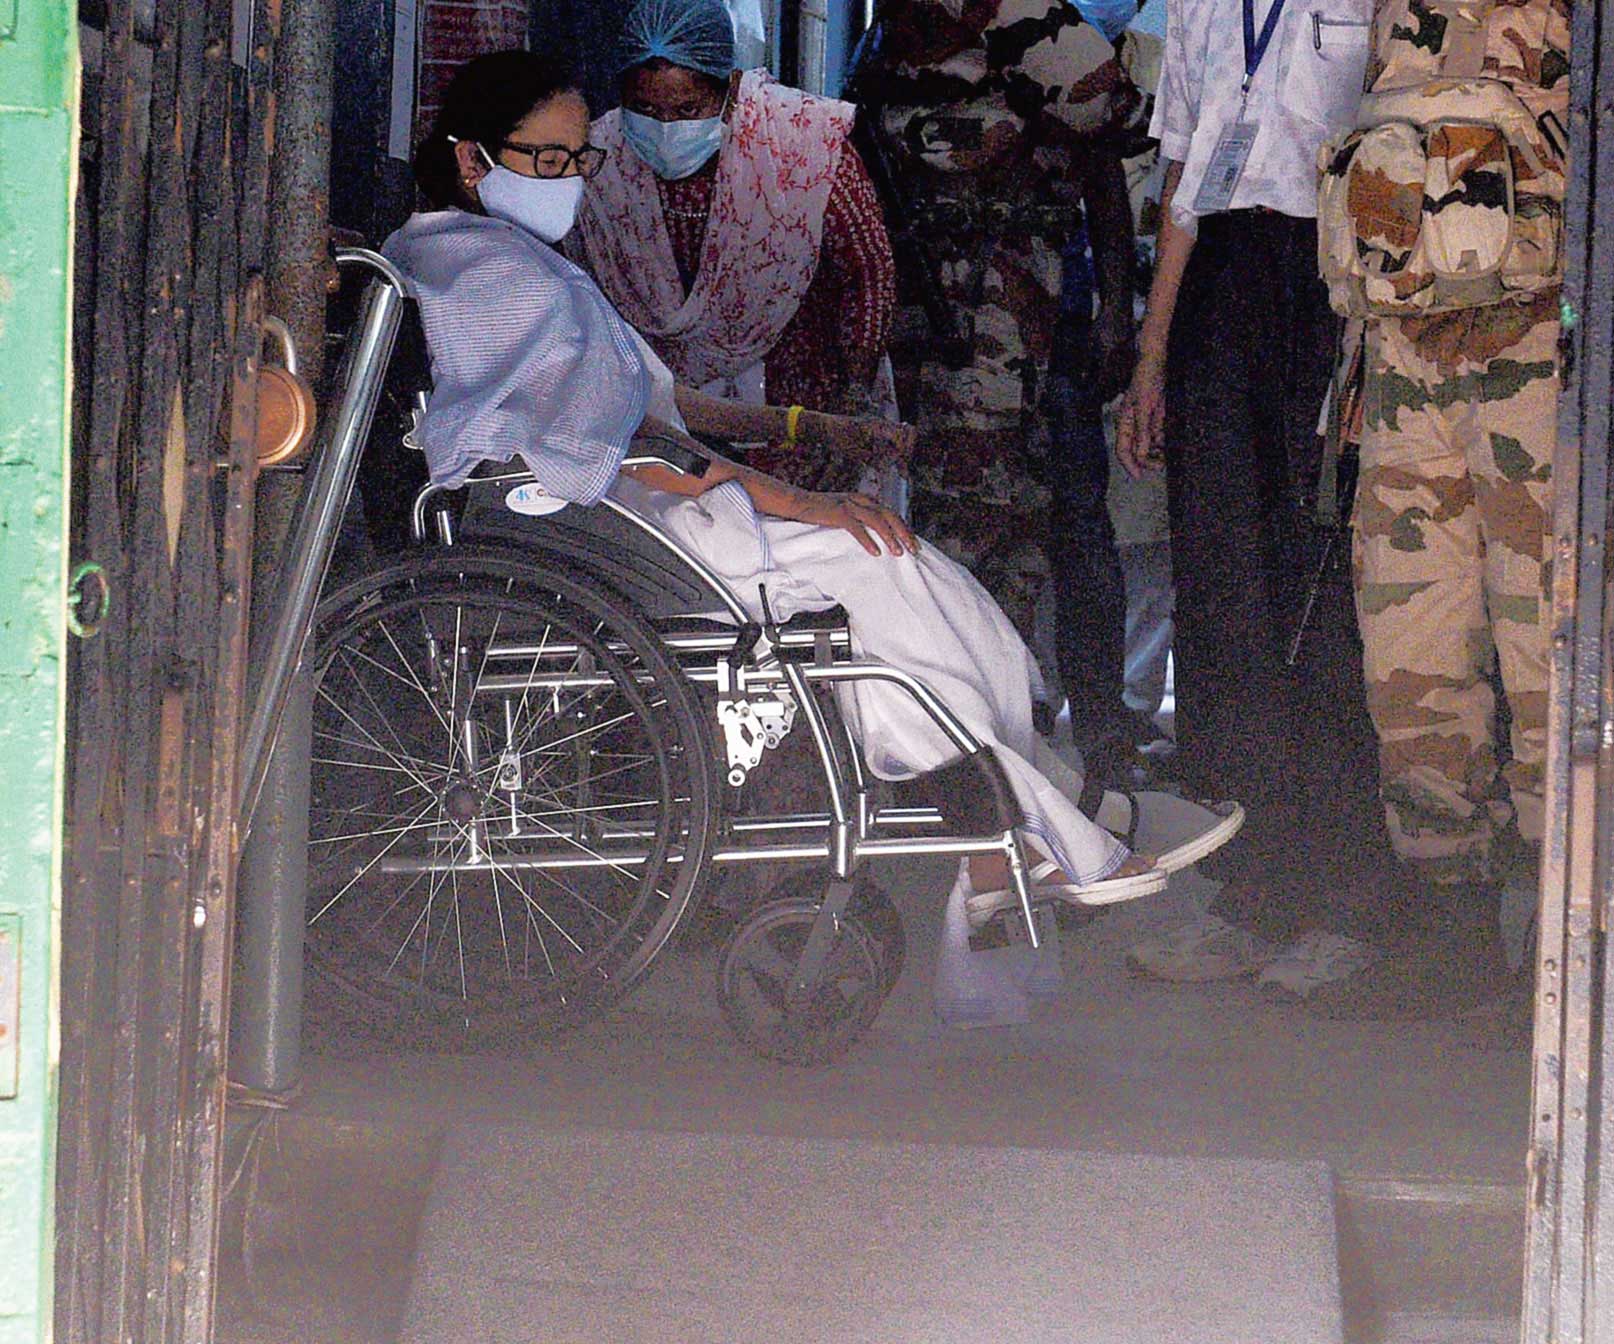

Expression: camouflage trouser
xmin=900 ymin=223 xmax=1067 ymax=639
xmin=1353 ymin=302 xmax=1560 ymax=882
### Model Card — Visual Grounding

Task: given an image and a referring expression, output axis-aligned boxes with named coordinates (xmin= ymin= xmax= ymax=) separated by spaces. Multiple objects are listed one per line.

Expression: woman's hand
xmin=652 ymin=439 xmax=920 ymax=558
xmin=1116 ymin=354 xmax=1168 ymax=479
xmin=796 ymin=491 xmax=919 ymax=558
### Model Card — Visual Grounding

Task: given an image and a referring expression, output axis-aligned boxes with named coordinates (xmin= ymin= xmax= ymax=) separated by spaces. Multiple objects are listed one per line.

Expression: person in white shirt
xmin=1109 ymin=0 xmax=1402 ymax=993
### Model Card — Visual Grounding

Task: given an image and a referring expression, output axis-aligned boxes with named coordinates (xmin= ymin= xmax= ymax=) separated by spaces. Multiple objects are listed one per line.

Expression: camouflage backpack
xmin=1315 ymin=0 xmax=1570 ymax=318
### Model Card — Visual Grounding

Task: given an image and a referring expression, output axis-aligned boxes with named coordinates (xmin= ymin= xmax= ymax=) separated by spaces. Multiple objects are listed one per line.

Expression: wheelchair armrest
xmin=411 ymin=427 xmax=728 ymax=544
xmin=779 ymin=605 xmax=849 ymax=633
xmin=622 ymin=441 xmax=711 ymax=479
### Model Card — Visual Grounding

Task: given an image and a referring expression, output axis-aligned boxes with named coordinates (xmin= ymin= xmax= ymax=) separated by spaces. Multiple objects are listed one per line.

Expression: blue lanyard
xmin=1242 ymin=0 xmax=1288 ymax=93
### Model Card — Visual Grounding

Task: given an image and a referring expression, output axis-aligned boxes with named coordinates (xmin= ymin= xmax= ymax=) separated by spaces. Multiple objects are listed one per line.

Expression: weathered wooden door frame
xmin=1520 ymin=0 xmax=1614 ymax=1335
xmin=54 ymin=1 xmax=277 ymax=1340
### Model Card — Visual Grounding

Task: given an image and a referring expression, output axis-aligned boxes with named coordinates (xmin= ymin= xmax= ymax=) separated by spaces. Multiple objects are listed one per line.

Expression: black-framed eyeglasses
xmin=498 ymin=140 xmax=608 ymax=180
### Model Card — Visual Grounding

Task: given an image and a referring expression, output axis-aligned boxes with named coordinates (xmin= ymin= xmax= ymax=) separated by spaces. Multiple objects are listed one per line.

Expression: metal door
xmin=0 ymin=5 xmax=76 ymax=1343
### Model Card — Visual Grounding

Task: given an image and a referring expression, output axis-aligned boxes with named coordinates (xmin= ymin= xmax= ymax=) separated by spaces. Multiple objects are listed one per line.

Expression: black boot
xmin=1305 ymin=881 xmax=1514 ymax=1021
xmin=1079 ymin=723 xmax=1179 ymax=796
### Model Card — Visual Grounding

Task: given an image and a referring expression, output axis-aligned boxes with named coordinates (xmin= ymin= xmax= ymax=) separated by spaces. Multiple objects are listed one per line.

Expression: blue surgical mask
xmin=477 ymin=166 xmax=585 ymax=243
xmin=621 ymin=109 xmax=725 ymax=180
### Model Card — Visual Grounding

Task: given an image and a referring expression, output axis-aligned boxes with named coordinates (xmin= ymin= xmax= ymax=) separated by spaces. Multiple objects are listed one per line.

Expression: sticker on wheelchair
xmin=505 ymin=481 xmax=568 ymax=517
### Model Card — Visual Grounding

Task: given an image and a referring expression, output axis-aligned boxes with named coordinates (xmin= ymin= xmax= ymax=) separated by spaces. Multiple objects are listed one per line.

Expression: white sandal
xmin=1092 ymin=792 xmax=1246 ymax=875
xmin=964 ymin=857 xmax=1168 ymax=929
xmin=1149 ymin=799 xmax=1245 ymax=873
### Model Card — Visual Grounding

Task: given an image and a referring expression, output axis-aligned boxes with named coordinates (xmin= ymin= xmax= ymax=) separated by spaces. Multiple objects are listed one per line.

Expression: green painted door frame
xmin=0 ymin=3 xmax=76 ymax=1343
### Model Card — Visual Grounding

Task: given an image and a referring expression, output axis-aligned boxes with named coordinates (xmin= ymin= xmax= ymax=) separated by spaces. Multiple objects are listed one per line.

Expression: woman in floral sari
xmin=571 ymin=0 xmax=906 ymax=497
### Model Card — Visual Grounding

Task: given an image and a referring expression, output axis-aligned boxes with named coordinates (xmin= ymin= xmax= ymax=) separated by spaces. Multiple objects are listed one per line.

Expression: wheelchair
xmin=242 ymin=248 xmax=1047 ymax=1067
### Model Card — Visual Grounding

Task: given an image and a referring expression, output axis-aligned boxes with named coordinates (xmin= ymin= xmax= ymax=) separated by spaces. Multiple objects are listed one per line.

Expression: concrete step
xmin=214 ymin=1111 xmax=440 ymax=1344
xmin=1374 ymin=1313 xmax=1515 ymax=1344
xmin=1335 ymin=1176 xmax=1522 ymax=1344
xmin=399 ymin=1124 xmax=1345 ymax=1344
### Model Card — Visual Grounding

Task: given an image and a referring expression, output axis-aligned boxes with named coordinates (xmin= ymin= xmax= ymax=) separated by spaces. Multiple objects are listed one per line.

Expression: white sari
xmin=620 ymin=334 xmax=1128 ymax=886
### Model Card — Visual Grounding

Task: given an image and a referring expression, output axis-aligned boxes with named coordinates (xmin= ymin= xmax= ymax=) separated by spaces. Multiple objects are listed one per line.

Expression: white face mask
xmin=621 ymin=109 xmax=725 ymax=181
xmin=477 ymin=165 xmax=586 ymax=242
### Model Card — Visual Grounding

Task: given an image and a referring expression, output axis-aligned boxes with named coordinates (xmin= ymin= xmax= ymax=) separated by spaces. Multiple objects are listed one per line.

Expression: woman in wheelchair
xmin=381 ymin=50 xmax=1242 ymax=927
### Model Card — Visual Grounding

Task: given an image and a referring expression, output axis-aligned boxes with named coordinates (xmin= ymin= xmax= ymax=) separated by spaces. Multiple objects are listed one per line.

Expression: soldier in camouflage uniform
xmin=853 ymin=0 xmax=1138 ymax=641
xmin=1309 ymin=0 xmax=1570 ymax=1015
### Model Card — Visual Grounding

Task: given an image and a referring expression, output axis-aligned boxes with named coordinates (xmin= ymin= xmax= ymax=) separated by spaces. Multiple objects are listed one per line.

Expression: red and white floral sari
xmin=574 ymin=69 xmax=856 ymax=392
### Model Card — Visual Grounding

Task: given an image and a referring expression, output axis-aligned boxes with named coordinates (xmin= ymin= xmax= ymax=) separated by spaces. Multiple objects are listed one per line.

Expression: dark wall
xmin=529 ymin=0 xmax=627 ymax=113
xmin=331 ymin=0 xmax=417 ymax=245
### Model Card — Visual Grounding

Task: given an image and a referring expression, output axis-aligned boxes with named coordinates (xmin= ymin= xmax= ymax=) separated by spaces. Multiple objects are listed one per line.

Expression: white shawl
xmin=383 ymin=211 xmax=651 ymax=500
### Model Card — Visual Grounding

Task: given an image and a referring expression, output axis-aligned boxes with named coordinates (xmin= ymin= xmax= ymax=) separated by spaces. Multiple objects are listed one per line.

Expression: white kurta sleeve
xmin=1148 ymin=0 xmax=1202 ymax=163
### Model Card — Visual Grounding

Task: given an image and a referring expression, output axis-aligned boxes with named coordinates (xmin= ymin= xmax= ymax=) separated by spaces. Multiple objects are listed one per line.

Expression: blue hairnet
xmin=618 ymin=0 xmax=737 ymax=79
xmin=1067 ymin=0 xmax=1137 ymax=41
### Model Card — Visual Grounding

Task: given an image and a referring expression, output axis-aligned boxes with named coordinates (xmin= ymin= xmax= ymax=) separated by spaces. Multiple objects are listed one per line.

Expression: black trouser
xmin=1045 ymin=312 xmax=1133 ymax=759
xmin=1165 ymin=211 xmax=1397 ymax=944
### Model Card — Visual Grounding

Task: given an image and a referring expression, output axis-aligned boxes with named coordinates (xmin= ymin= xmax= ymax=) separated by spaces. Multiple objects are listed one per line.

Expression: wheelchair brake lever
xmin=757 ymin=584 xmax=782 ymax=646
xmin=757 ymin=583 xmax=824 ymax=666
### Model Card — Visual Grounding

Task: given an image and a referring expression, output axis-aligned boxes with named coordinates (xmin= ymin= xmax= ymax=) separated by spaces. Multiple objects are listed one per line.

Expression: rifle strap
xmin=1316 ymin=320 xmax=1364 ymax=527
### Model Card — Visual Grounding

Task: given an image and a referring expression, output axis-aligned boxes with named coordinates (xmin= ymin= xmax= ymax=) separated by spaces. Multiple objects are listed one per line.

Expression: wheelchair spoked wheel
xmin=304 ymin=548 xmax=717 ymax=1040
xmin=716 ymin=878 xmax=904 ymax=1067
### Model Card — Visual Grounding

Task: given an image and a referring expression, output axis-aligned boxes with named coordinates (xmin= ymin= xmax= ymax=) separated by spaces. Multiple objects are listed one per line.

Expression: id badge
xmin=1193 ymin=122 xmax=1259 ymax=214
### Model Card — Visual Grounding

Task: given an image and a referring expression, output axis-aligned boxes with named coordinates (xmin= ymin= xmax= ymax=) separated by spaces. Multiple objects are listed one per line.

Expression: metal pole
xmin=231 ymin=0 xmax=335 ymax=1099
xmin=229 ymin=674 xmax=313 ymax=1096
xmin=231 ymin=260 xmax=402 ymax=1096
xmin=265 ymin=0 xmax=335 ymax=387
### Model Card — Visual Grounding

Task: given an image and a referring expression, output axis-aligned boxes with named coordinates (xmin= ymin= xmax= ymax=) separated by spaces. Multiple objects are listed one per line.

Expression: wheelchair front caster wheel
xmin=717 ymin=896 xmax=893 ymax=1066
xmin=725 ymin=872 xmax=905 ymax=995
xmin=849 ymin=881 xmax=905 ymax=996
